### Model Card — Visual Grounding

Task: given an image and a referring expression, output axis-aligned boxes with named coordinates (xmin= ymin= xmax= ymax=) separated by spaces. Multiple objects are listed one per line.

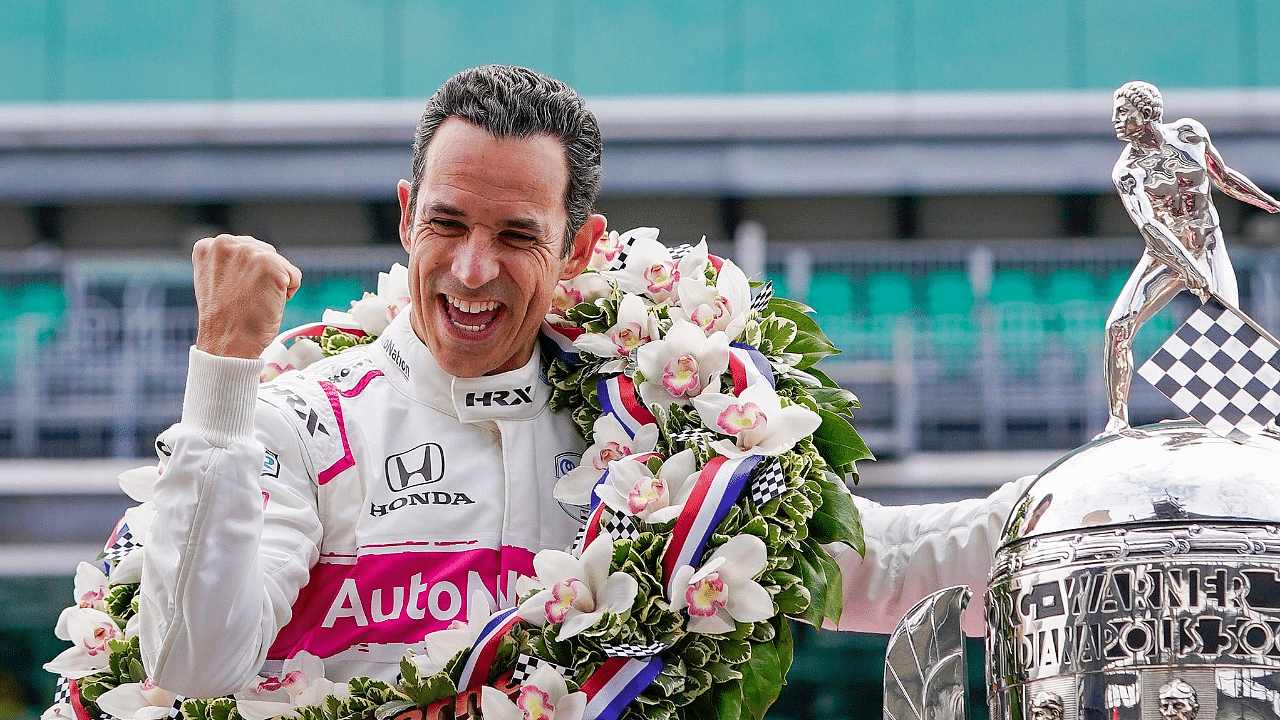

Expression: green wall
xmin=0 ymin=0 xmax=1276 ymax=102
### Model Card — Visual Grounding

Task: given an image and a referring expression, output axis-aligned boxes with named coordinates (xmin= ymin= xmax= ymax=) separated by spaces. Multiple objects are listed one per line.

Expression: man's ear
xmin=397 ymin=180 xmax=414 ymax=253
xmin=562 ymin=213 xmax=606 ymax=280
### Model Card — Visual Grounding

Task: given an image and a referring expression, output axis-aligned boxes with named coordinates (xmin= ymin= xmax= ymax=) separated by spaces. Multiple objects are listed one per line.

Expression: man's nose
xmin=451 ymin=233 xmax=500 ymax=288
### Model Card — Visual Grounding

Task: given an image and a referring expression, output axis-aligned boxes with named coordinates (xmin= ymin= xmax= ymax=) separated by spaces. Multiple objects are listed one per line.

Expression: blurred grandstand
xmin=4 ymin=2 xmax=1280 ymax=718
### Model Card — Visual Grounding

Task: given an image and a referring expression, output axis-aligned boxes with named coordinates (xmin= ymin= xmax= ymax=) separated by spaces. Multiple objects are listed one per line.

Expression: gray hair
xmin=408 ymin=65 xmax=602 ymax=257
xmin=1115 ymin=80 xmax=1163 ymax=122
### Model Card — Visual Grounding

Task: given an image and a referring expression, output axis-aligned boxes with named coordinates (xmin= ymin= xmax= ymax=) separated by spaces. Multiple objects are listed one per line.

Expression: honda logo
xmin=385 ymin=443 xmax=445 ymax=492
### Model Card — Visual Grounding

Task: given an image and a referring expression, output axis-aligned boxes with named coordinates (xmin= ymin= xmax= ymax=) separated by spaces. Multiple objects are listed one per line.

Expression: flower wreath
xmin=43 ymin=228 xmax=871 ymax=720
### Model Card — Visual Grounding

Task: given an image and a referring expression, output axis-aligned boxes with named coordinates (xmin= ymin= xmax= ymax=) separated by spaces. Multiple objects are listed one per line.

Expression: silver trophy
xmin=884 ymin=83 xmax=1280 ymax=720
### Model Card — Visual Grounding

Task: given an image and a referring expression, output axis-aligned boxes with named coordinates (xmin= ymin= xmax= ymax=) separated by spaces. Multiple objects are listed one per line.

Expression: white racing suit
xmin=139 ymin=311 xmax=1033 ymax=698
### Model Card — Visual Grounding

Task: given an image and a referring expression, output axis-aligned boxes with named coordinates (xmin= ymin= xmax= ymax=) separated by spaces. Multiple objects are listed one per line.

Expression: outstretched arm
xmin=1204 ymin=137 xmax=1280 ymax=213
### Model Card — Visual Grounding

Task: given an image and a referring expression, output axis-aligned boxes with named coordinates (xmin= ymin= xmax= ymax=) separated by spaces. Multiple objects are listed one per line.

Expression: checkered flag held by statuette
xmin=1138 ymin=294 xmax=1280 ymax=441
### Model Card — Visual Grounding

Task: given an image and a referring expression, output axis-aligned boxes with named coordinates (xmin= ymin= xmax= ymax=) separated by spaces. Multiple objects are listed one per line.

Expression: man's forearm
xmin=829 ymin=474 xmax=1035 ymax=636
xmin=140 ymin=349 xmax=321 ymax=698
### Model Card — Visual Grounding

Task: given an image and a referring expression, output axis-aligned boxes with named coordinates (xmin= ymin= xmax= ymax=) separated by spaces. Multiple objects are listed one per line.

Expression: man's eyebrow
xmin=424 ymin=202 xmax=544 ymax=234
xmin=426 ymin=201 xmax=466 ymax=217
xmin=503 ymin=217 xmax=545 ymax=234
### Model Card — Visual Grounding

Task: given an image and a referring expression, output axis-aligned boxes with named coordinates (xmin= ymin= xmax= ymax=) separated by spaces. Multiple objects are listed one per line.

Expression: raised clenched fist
xmin=192 ymin=234 xmax=302 ymax=359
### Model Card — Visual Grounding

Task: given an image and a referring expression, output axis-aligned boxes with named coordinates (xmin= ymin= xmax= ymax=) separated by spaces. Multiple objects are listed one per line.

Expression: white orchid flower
xmin=347 ymin=293 xmax=396 ymax=335
xmin=591 ymin=227 xmax=658 ymax=272
xmin=671 ymin=258 xmax=752 ymax=342
xmin=73 ymin=562 xmax=108 ymax=611
xmin=321 ymin=265 xmax=410 ymax=336
xmin=95 ymin=679 xmax=178 ymax=720
xmin=593 ymin=449 xmax=698 ymax=524
xmin=514 ymin=537 xmax=638 ymax=641
xmin=669 ymin=534 xmax=773 ymax=634
xmin=480 ymin=663 xmax=587 ymax=720
xmin=548 ymin=272 xmax=615 ymax=321
xmin=554 ymin=415 xmax=658 ymax=505
xmin=636 ymin=319 xmax=729 ymax=408
xmin=260 ymin=337 xmax=324 ymax=382
xmin=116 ymin=465 xmax=158 ymax=503
xmin=41 ymin=703 xmax=76 ymax=720
xmin=44 ymin=606 xmax=122 ymax=678
xmin=606 ymin=235 xmax=708 ymax=305
xmin=571 ymin=295 xmax=656 ymax=372
xmin=691 ymin=381 xmax=822 ymax=458
xmin=234 ymin=652 xmax=347 ymax=720
xmin=410 ymin=589 xmax=494 ymax=678
xmin=377 ymin=263 xmax=411 ymax=308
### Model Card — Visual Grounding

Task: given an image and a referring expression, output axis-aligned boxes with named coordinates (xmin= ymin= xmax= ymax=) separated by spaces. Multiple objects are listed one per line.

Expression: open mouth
xmin=441 ymin=294 xmax=503 ymax=332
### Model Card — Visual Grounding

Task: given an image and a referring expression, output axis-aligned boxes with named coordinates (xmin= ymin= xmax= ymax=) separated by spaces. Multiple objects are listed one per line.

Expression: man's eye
xmin=428 ymin=219 xmax=466 ymax=235
xmin=502 ymin=232 xmax=537 ymax=245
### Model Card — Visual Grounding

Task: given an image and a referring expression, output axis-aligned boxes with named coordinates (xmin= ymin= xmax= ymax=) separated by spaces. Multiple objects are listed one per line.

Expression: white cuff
xmin=180 ymin=347 xmax=264 ymax=447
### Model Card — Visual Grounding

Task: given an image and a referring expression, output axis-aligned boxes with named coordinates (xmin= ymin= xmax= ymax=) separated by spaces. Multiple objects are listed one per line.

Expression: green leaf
xmin=374 ymin=701 xmax=416 ymax=720
xmin=792 ymin=540 xmax=833 ymax=628
xmin=812 ymin=408 xmax=872 ymax=478
xmin=803 ymin=537 xmax=847 ymax=627
xmin=776 ymin=618 xmax=795 ymax=687
xmin=766 ymin=297 xmax=819 ymax=334
xmin=128 ymin=657 xmax=147 ymax=684
xmin=809 ymin=474 xmax=865 ymax=555
xmin=713 ymin=679 xmax=744 ymax=720
xmin=785 ymin=332 xmax=840 ymax=370
xmin=741 ymin=638 xmax=783 ymax=720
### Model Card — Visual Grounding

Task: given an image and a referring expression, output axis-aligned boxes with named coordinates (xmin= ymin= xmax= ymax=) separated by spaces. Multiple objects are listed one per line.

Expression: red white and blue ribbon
xmin=574 ymin=497 xmax=611 ymax=554
xmin=661 ymin=454 xmax=763 ymax=593
xmin=597 ymin=375 xmax=657 ymax=438
xmin=580 ymin=656 xmax=665 ymax=720
xmin=456 ymin=607 xmax=520 ymax=690
xmin=728 ymin=343 xmax=775 ymax=394
xmin=539 ymin=320 xmax=585 ymax=366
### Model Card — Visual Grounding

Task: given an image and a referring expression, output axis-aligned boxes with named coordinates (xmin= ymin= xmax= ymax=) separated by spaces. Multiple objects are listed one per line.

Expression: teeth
xmin=446 ymin=295 xmax=500 ymax=314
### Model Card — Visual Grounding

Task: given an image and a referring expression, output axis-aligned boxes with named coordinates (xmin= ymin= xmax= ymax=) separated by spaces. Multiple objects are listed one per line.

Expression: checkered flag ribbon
xmin=668 ymin=428 xmax=714 ymax=449
xmin=168 ymin=696 xmax=186 ymax=719
xmin=99 ymin=523 xmax=140 ymax=571
xmin=666 ymin=243 xmax=695 ymax=262
xmin=511 ymin=654 xmax=574 ymax=684
xmin=749 ymin=457 xmax=787 ymax=506
xmin=54 ymin=676 xmax=72 ymax=706
xmin=748 ymin=280 xmax=774 ymax=317
xmin=1138 ymin=294 xmax=1280 ymax=441
xmin=601 ymin=510 xmax=641 ymax=542
xmin=602 ymin=641 xmax=669 ymax=658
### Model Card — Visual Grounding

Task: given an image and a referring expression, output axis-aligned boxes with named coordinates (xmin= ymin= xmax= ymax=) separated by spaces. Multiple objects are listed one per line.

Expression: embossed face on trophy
xmin=1158 ymin=680 xmax=1198 ymax=720
xmin=1030 ymin=691 xmax=1064 ymax=720
xmin=1111 ymin=97 xmax=1143 ymax=141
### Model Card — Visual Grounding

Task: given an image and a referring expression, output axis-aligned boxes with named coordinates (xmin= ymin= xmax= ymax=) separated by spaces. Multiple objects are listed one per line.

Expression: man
xmin=1103 ymin=80 xmax=1280 ymax=435
xmin=139 ymin=64 xmax=1026 ymax=698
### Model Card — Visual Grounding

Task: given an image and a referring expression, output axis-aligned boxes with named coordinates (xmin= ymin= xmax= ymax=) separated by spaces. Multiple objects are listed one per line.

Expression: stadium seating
xmin=864 ymin=271 xmax=915 ymax=317
xmin=807 ymin=271 xmax=856 ymax=318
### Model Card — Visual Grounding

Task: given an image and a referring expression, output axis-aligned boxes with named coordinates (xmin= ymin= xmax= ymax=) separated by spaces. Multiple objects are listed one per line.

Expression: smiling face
xmin=398 ymin=117 xmax=602 ymax=377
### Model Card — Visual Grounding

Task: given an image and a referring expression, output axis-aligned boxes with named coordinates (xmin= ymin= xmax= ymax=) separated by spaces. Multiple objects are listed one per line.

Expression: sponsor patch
xmin=385 ymin=443 xmax=445 ymax=492
xmin=262 ymin=449 xmax=280 ymax=478
xmin=465 ymin=386 xmax=534 ymax=407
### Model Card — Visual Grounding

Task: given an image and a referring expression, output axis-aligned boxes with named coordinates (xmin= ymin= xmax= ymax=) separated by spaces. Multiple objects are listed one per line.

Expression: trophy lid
xmin=1001 ymin=420 xmax=1280 ymax=545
